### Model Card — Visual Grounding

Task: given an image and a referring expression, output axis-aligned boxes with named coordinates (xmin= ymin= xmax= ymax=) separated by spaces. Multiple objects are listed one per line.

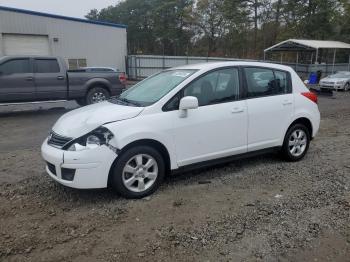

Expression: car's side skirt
xmin=170 ymin=146 xmax=281 ymax=175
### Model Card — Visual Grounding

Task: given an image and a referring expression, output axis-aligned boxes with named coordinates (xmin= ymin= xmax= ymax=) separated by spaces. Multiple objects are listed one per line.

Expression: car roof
xmin=173 ymin=61 xmax=293 ymax=72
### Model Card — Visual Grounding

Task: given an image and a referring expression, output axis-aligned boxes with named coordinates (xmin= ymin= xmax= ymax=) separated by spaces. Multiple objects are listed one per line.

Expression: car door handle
xmin=282 ymin=100 xmax=293 ymax=106
xmin=57 ymin=76 xmax=65 ymax=80
xmin=25 ymin=76 xmax=34 ymax=81
xmin=231 ymin=107 xmax=244 ymax=114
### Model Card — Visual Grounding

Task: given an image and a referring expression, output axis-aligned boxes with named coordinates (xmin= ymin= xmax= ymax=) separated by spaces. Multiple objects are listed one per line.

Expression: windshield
xmin=113 ymin=69 xmax=197 ymax=106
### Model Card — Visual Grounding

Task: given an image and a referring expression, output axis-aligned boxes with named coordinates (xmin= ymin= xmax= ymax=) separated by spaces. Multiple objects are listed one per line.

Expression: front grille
xmin=47 ymin=131 xmax=73 ymax=148
xmin=322 ymin=81 xmax=334 ymax=85
xmin=47 ymin=162 xmax=57 ymax=175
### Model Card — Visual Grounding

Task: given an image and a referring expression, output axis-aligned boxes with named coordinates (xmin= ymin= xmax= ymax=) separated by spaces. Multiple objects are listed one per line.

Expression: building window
xmin=68 ymin=59 xmax=87 ymax=69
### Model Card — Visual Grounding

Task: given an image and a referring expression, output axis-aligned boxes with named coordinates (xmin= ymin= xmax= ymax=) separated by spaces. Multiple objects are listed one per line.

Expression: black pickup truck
xmin=0 ymin=56 xmax=126 ymax=105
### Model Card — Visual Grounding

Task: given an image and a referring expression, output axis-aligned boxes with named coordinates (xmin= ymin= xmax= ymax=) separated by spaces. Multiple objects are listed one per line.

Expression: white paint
xmin=41 ymin=61 xmax=321 ymax=190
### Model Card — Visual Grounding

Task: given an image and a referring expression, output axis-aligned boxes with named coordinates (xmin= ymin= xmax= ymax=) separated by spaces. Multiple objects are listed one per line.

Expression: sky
xmin=0 ymin=0 xmax=118 ymax=18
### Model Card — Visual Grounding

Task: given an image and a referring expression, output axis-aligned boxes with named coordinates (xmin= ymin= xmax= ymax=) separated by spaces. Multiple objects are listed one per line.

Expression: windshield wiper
xmin=112 ymin=97 xmax=141 ymax=107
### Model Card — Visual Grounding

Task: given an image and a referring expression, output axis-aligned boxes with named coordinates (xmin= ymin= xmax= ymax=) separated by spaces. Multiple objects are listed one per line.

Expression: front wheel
xmin=344 ymin=83 xmax=350 ymax=91
xmin=86 ymin=87 xmax=110 ymax=105
xmin=281 ymin=124 xmax=310 ymax=161
xmin=110 ymin=146 xmax=165 ymax=199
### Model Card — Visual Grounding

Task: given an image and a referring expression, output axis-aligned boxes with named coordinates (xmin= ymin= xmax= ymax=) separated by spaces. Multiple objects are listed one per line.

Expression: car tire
xmin=281 ymin=123 xmax=310 ymax=162
xmin=86 ymin=87 xmax=110 ymax=105
xmin=110 ymin=146 xmax=165 ymax=199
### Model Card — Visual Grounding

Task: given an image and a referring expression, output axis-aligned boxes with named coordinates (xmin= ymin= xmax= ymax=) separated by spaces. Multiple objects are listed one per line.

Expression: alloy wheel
xmin=91 ymin=92 xmax=107 ymax=103
xmin=288 ymin=129 xmax=307 ymax=157
xmin=122 ymin=154 xmax=158 ymax=193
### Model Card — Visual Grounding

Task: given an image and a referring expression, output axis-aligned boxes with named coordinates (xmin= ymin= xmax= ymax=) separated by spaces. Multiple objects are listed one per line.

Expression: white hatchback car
xmin=41 ymin=62 xmax=320 ymax=198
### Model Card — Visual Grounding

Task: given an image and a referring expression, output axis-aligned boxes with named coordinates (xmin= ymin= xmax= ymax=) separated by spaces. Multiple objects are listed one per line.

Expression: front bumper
xmin=41 ymin=139 xmax=117 ymax=189
xmin=320 ymin=83 xmax=344 ymax=90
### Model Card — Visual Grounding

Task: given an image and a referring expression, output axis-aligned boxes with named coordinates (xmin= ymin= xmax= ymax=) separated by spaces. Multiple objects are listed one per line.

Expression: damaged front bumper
xmin=41 ymin=138 xmax=118 ymax=189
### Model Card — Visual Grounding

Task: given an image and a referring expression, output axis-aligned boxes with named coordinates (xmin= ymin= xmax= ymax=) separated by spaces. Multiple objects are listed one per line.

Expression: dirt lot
xmin=0 ymin=93 xmax=350 ymax=262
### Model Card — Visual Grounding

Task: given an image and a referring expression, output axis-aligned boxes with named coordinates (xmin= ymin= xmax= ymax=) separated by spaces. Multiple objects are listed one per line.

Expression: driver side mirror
xmin=179 ymin=96 xmax=198 ymax=118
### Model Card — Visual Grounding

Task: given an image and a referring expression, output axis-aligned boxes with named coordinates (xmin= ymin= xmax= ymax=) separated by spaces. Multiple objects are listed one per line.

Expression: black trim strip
xmin=171 ymin=146 xmax=281 ymax=175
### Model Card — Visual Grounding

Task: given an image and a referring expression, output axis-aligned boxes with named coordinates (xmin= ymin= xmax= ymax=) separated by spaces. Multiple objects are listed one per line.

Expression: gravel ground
xmin=0 ymin=93 xmax=350 ymax=262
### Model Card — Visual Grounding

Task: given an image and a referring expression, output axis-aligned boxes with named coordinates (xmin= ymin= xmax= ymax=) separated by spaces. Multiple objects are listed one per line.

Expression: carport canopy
xmin=264 ymin=39 xmax=350 ymax=53
xmin=264 ymin=39 xmax=350 ymax=73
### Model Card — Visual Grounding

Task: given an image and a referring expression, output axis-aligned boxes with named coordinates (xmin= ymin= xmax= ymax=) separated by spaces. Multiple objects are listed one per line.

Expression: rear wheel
xmin=110 ymin=146 xmax=165 ymax=199
xmin=281 ymin=124 xmax=310 ymax=161
xmin=86 ymin=87 xmax=110 ymax=105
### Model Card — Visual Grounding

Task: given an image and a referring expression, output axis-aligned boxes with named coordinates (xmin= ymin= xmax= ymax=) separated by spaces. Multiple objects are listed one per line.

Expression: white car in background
xmin=41 ymin=62 xmax=320 ymax=199
xmin=319 ymin=71 xmax=350 ymax=91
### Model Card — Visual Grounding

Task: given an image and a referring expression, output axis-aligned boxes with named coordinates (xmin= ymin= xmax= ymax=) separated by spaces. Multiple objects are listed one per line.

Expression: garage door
xmin=3 ymin=34 xmax=50 ymax=56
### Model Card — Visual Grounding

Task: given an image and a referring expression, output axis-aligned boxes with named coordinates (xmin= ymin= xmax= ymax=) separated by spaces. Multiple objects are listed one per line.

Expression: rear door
xmin=0 ymin=58 xmax=35 ymax=102
xmin=34 ymin=58 xmax=67 ymax=100
xmin=243 ymin=67 xmax=294 ymax=151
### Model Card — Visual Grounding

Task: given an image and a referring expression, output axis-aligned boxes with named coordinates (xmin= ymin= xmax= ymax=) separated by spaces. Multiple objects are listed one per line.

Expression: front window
xmin=0 ymin=59 xmax=31 ymax=75
xmin=115 ymin=69 xmax=196 ymax=106
xmin=184 ymin=68 xmax=240 ymax=106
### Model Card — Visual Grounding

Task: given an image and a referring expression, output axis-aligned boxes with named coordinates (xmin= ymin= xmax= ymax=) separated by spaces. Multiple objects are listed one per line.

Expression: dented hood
xmin=52 ymin=101 xmax=144 ymax=138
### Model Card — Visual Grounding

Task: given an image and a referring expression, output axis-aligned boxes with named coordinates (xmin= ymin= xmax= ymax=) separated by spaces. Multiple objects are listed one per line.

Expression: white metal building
xmin=0 ymin=6 xmax=127 ymax=71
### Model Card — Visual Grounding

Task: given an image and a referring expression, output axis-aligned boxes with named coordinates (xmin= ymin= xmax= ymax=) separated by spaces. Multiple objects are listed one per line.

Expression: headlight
xmin=65 ymin=126 xmax=114 ymax=151
xmin=337 ymin=80 xmax=346 ymax=84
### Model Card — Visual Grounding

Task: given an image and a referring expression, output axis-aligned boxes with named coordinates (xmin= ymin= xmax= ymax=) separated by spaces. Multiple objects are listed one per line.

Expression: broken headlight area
xmin=63 ymin=126 xmax=118 ymax=152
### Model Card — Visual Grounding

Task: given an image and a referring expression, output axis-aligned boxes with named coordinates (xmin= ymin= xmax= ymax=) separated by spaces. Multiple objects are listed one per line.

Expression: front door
xmin=0 ymin=58 xmax=35 ymax=102
xmin=34 ymin=58 xmax=67 ymax=100
xmin=165 ymin=67 xmax=248 ymax=167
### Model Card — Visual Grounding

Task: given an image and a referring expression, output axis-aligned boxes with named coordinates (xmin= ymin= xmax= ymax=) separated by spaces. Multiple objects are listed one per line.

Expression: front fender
xmin=105 ymin=121 xmax=178 ymax=170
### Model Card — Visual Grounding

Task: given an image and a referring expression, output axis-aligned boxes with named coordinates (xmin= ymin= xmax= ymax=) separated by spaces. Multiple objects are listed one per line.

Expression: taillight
xmin=119 ymin=72 xmax=127 ymax=85
xmin=301 ymin=91 xmax=318 ymax=104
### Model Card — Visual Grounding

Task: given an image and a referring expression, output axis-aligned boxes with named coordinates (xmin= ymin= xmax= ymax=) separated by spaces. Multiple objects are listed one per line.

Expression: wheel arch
xmin=85 ymin=79 xmax=112 ymax=95
xmin=286 ymin=117 xmax=313 ymax=139
xmin=107 ymin=139 xmax=171 ymax=187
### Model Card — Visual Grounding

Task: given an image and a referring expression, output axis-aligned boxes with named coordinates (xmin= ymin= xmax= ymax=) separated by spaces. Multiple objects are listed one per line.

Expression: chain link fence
xmin=126 ymin=55 xmax=350 ymax=80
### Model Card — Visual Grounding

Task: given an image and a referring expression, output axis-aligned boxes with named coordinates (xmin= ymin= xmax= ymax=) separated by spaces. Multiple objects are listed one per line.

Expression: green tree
xmin=86 ymin=0 xmax=350 ymax=61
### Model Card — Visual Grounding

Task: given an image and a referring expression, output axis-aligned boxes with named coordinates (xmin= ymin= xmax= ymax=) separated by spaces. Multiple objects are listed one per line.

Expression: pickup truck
xmin=0 ymin=56 xmax=126 ymax=105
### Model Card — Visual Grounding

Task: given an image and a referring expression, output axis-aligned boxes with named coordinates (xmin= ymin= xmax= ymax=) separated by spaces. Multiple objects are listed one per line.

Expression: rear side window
xmin=0 ymin=59 xmax=31 ymax=75
xmin=274 ymin=70 xmax=291 ymax=94
xmin=244 ymin=67 xmax=291 ymax=98
xmin=35 ymin=59 xmax=60 ymax=73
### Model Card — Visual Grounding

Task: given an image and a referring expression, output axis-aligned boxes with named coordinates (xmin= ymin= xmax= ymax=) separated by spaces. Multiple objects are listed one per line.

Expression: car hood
xmin=321 ymin=77 xmax=348 ymax=83
xmin=52 ymin=101 xmax=144 ymax=138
